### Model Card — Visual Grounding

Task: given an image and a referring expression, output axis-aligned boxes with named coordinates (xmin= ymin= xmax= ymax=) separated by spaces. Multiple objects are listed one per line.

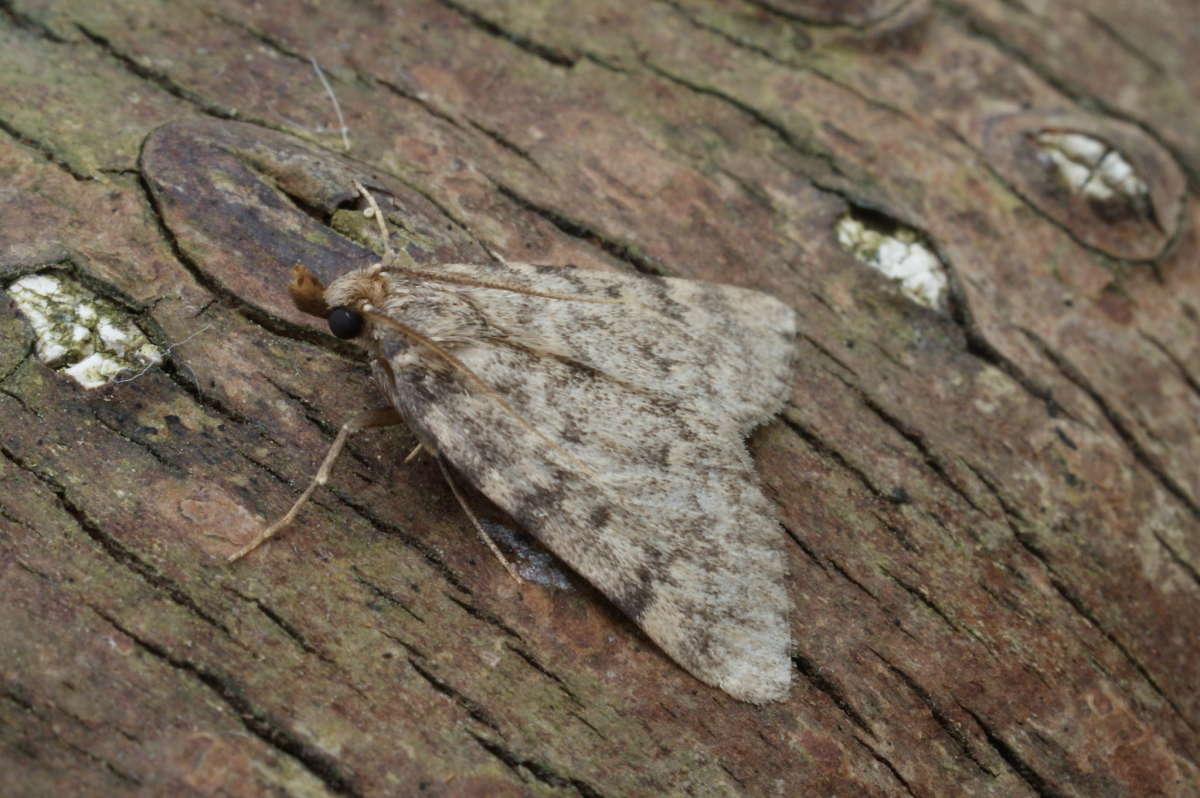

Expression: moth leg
xmin=228 ymin=407 xmax=404 ymax=562
xmin=433 ymin=454 xmax=525 ymax=584
xmin=353 ymin=180 xmax=421 ymax=271
xmin=353 ymin=180 xmax=394 ymax=259
xmin=403 ymin=442 xmax=425 ymax=464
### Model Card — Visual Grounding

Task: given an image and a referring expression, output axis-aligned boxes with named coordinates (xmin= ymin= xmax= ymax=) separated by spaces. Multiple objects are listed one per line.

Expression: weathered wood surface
xmin=2 ymin=1 xmax=1198 ymax=795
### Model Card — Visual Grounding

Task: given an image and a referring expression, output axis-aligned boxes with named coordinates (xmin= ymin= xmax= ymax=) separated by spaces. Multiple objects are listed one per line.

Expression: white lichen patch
xmin=836 ymin=216 xmax=948 ymax=312
xmin=7 ymin=273 xmax=161 ymax=389
xmin=1034 ymin=131 xmax=1149 ymax=205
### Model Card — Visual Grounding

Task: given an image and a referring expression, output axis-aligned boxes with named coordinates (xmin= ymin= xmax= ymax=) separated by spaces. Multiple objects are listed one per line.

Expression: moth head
xmin=288 ymin=264 xmax=383 ymax=341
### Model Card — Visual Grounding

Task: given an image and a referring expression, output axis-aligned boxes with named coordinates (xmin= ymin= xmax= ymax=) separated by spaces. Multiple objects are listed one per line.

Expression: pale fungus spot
xmin=836 ymin=216 xmax=948 ymax=312
xmin=1034 ymin=131 xmax=1149 ymax=205
xmin=7 ymin=273 xmax=161 ymax=389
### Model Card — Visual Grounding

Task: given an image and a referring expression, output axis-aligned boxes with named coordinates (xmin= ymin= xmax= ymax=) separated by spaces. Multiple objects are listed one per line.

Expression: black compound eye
xmin=327 ymin=306 xmax=364 ymax=339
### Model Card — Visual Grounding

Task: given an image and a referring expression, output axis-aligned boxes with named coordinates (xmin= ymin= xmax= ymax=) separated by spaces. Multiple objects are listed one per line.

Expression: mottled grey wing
xmin=373 ymin=263 xmax=796 ymax=703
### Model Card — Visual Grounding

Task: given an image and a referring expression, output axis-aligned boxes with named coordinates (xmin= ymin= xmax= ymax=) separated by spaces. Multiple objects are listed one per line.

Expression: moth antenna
xmin=227 ymin=408 xmax=404 ymax=561
xmin=434 ymin=453 xmax=525 ymax=584
xmin=379 ymin=266 xmax=626 ymax=305
xmin=349 ymin=181 xmax=617 ymax=306
xmin=362 ymin=309 xmax=597 ymax=477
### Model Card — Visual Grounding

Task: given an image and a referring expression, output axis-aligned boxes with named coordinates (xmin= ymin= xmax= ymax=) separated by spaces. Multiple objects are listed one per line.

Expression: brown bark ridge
xmin=1 ymin=1 xmax=1197 ymax=796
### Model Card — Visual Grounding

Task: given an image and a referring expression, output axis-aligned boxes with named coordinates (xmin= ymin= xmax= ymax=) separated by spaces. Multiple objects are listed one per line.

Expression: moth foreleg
xmin=228 ymin=407 xmax=404 ymax=562
xmin=352 ymin=180 xmax=421 ymax=271
xmin=433 ymin=453 xmax=525 ymax=584
xmin=354 ymin=180 xmax=393 ymax=260
xmin=403 ymin=442 xmax=426 ymax=464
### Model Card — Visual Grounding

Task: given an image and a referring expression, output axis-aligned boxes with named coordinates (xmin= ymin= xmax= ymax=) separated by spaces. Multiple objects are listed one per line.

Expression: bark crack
xmin=7 ymin=681 xmax=140 ymax=743
xmin=260 ymin=374 xmax=341 ymax=437
xmin=869 ymin=648 xmax=996 ymax=776
xmin=792 ymin=652 xmax=873 ymax=736
xmin=407 ymin=659 xmax=500 ymax=732
xmin=959 ymin=705 xmax=1066 ymax=798
xmin=799 ymin=331 xmax=860 ymax=378
xmin=718 ymin=762 xmax=745 ymax=787
xmin=885 ymin=567 xmax=999 ymax=657
xmin=75 ymin=24 xmax=239 ymax=120
xmin=1020 ymin=327 xmax=1200 ymax=517
xmin=978 ymin=580 xmax=1027 ymax=619
xmin=378 ymin=628 xmax=426 ymax=660
xmin=961 ymin=327 xmax=1079 ymax=424
xmin=0 ymin=342 xmax=35 ymax=387
xmin=743 ymin=0 xmax=910 ymax=27
xmin=827 ymin=557 xmax=881 ymax=602
xmin=0 ymin=1 xmax=69 ymax=42
xmin=1140 ymin=331 xmax=1200 ymax=403
xmin=89 ymin=407 xmax=186 ymax=476
xmin=374 ymin=75 xmax=470 ymax=133
xmin=0 ymin=115 xmax=93 ymax=181
xmin=507 ymin=644 xmax=583 ymax=706
xmin=467 ymin=118 xmax=544 ymax=170
xmin=429 ymin=0 xmax=578 ymax=68
xmin=568 ymin=710 xmax=606 ymax=740
xmin=445 ymin=593 xmax=523 ymax=640
xmin=880 ymin=567 xmax=955 ymax=627
xmin=640 ymin=58 xmax=855 ymax=187
xmin=780 ymin=409 xmax=890 ymax=501
xmin=658 ymin=0 xmax=942 ymax=148
xmin=468 ymin=731 xmax=607 ymax=798
xmin=656 ymin=0 xmax=807 ymax=67
xmin=0 ymin=440 xmax=235 ymax=639
xmin=2 ymin=688 xmax=143 ymax=786
xmin=259 ymin=374 xmax=380 ymax=473
xmin=851 ymin=385 xmax=988 ymax=517
xmin=90 ymin=606 xmax=362 ymax=797
xmin=4 ymin=511 xmax=40 ymax=535
xmin=960 ymin=460 xmax=1027 ymax=532
xmin=335 ymin=494 xmax=473 ymax=595
xmin=978 ymin=469 xmax=1198 ymax=733
xmin=1150 ymin=530 xmax=1200 ymax=591
xmin=1044 ymin=574 xmax=1197 ymax=734
xmin=239 ymin=446 xmax=309 ymax=490
xmin=779 ymin=520 xmax=830 ymax=572
xmin=851 ymin=735 xmax=919 ymax=798
xmin=222 ymin=584 xmax=338 ymax=666
xmin=202 ymin=9 xmax=310 ymax=64
xmin=492 ymin=181 xmax=669 ymax=277
xmin=1081 ymin=10 xmax=1166 ymax=76
xmin=875 ymin=512 xmax=922 ymax=554
xmin=158 ymin=356 xmax=256 ymax=428
xmin=351 ymin=567 xmax=427 ymax=624
xmin=0 ymin=386 xmax=38 ymax=419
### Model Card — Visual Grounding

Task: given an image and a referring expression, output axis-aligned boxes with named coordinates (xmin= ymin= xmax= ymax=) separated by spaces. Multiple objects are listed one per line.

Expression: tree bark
xmin=1 ymin=1 xmax=1198 ymax=796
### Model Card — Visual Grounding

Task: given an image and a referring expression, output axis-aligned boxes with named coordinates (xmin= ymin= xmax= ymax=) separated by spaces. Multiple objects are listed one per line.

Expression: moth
xmin=231 ymin=183 xmax=797 ymax=703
